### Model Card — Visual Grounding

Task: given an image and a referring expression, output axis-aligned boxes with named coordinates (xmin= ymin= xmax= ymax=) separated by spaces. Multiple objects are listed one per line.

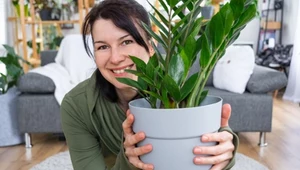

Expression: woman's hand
xmin=193 ymin=104 xmax=235 ymax=170
xmin=122 ymin=110 xmax=154 ymax=170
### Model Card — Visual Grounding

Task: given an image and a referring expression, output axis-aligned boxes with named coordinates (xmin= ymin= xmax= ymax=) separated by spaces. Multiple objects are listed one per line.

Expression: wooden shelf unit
xmin=11 ymin=0 xmax=90 ymax=72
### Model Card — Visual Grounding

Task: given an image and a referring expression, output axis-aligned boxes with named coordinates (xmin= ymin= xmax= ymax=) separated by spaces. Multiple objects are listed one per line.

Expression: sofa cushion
xmin=246 ymin=65 xmax=288 ymax=93
xmin=206 ymin=86 xmax=272 ymax=132
xmin=213 ymin=45 xmax=255 ymax=94
xmin=17 ymin=73 xmax=55 ymax=93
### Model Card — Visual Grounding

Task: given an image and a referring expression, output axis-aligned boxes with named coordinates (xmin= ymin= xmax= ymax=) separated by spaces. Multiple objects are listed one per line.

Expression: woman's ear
xmin=149 ymin=38 xmax=157 ymax=57
xmin=149 ymin=45 xmax=155 ymax=57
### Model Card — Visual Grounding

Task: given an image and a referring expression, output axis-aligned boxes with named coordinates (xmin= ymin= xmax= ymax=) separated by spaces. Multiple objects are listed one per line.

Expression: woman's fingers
xmin=210 ymin=160 xmax=230 ymax=170
xmin=193 ymin=151 xmax=233 ymax=165
xmin=201 ymin=131 xmax=233 ymax=143
xmin=221 ymin=104 xmax=231 ymax=127
xmin=193 ymin=140 xmax=234 ymax=155
xmin=122 ymin=113 xmax=134 ymax=136
xmin=125 ymin=144 xmax=152 ymax=157
xmin=123 ymin=132 xmax=145 ymax=147
xmin=128 ymin=157 xmax=154 ymax=170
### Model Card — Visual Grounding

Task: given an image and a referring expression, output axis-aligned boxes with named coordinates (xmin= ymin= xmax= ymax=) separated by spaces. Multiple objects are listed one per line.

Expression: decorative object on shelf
xmin=256 ymin=0 xmax=284 ymax=55
xmin=43 ymin=25 xmax=64 ymax=50
xmin=60 ymin=3 xmax=75 ymax=29
xmin=201 ymin=0 xmax=214 ymax=19
xmin=12 ymin=0 xmax=30 ymax=17
xmin=117 ymin=0 xmax=257 ymax=169
xmin=34 ymin=0 xmax=61 ymax=20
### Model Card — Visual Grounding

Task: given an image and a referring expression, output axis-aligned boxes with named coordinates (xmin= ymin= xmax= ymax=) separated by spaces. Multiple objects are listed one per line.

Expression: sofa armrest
xmin=246 ymin=65 xmax=288 ymax=93
xmin=40 ymin=50 xmax=58 ymax=66
xmin=17 ymin=73 xmax=55 ymax=93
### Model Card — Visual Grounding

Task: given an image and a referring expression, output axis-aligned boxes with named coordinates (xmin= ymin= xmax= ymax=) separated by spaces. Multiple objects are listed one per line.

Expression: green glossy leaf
xmin=124 ymin=69 xmax=155 ymax=87
xmin=3 ymin=45 xmax=16 ymax=56
xmin=129 ymin=56 xmax=147 ymax=73
xmin=168 ymin=54 xmax=185 ymax=85
xmin=143 ymin=90 xmax=163 ymax=102
xmin=167 ymin=0 xmax=180 ymax=8
xmin=158 ymin=0 xmax=170 ymax=14
xmin=154 ymin=66 xmax=163 ymax=89
xmin=200 ymin=34 xmax=211 ymax=69
xmin=148 ymin=1 xmax=169 ymax=25
xmin=145 ymin=56 xmax=156 ymax=81
xmin=233 ymin=4 xmax=257 ymax=30
xmin=180 ymin=73 xmax=198 ymax=100
xmin=142 ymin=22 xmax=167 ymax=49
xmin=162 ymin=75 xmax=181 ymax=102
xmin=188 ymin=17 xmax=203 ymax=39
xmin=230 ymin=0 xmax=244 ymax=19
xmin=208 ymin=12 xmax=225 ymax=50
xmin=196 ymin=90 xmax=208 ymax=105
xmin=172 ymin=0 xmax=193 ymax=18
xmin=161 ymin=87 xmax=170 ymax=108
xmin=137 ymin=76 xmax=148 ymax=90
xmin=149 ymin=13 xmax=169 ymax=35
xmin=151 ymin=42 xmax=166 ymax=66
xmin=116 ymin=78 xmax=144 ymax=90
xmin=220 ymin=3 xmax=234 ymax=35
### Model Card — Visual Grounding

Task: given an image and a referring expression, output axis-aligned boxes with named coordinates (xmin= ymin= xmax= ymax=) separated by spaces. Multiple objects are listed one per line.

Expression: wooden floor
xmin=0 ymin=96 xmax=299 ymax=170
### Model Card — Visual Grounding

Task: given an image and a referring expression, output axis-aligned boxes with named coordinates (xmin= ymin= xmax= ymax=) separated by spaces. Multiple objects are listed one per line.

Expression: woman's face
xmin=92 ymin=19 xmax=154 ymax=90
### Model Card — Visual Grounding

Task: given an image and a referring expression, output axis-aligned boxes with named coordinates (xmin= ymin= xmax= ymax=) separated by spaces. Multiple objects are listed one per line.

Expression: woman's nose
xmin=110 ymin=47 xmax=125 ymax=64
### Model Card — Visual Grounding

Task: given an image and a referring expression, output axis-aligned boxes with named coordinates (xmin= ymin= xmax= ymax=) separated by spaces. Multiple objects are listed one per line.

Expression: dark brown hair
xmin=82 ymin=0 xmax=151 ymax=102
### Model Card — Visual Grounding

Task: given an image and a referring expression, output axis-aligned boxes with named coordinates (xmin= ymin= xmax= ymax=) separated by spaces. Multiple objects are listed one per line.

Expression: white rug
xmin=30 ymin=151 xmax=269 ymax=170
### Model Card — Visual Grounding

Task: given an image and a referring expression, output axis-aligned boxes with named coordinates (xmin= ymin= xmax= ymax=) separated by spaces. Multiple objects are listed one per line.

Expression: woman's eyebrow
xmin=94 ymin=34 xmax=131 ymax=44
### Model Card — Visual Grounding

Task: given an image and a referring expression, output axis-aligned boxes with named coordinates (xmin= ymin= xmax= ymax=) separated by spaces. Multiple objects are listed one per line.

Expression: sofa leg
xmin=258 ymin=132 xmax=268 ymax=147
xmin=25 ymin=133 xmax=33 ymax=148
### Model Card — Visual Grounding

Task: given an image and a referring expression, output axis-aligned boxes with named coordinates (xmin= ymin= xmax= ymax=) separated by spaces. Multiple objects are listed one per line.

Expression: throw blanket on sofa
xmin=30 ymin=34 xmax=96 ymax=104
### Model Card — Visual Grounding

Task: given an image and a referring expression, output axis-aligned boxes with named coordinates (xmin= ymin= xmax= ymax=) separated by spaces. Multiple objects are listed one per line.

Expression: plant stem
xmin=165 ymin=5 xmax=173 ymax=72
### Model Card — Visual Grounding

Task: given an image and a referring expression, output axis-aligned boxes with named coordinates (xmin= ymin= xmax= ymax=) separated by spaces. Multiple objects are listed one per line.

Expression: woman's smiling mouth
xmin=111 ymin=64 xmax=134 ymax=75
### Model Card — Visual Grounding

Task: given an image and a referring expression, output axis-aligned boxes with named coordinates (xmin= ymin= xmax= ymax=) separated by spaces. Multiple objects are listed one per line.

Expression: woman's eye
xmin=122 ymin=40 xmax=133 ymax=45
xmin=98 ymin=45 xmax=108 ymax=50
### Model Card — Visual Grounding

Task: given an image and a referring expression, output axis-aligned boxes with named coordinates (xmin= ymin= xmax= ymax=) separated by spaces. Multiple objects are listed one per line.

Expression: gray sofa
xmin=17 ymin=50 xmax=288 ymax=148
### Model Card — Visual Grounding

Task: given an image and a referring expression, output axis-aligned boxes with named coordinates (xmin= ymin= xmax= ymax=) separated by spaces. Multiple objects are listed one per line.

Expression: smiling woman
xmin=60 ymin=0 xmax=238 ymax=170
xmin=92 ymin=19 xmax=154 ymax=91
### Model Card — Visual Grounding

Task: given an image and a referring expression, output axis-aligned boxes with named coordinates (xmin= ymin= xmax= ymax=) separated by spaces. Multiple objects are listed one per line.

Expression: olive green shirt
xmin=61 ymin=72 xmax=239 ymax=170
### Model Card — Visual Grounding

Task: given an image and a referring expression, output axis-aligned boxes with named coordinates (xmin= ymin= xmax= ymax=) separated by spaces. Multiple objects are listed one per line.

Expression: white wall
xmin=0 ymin=0 xmax=8 ymax=44
xmin=282 ymin=0 xmax=299 ymax=44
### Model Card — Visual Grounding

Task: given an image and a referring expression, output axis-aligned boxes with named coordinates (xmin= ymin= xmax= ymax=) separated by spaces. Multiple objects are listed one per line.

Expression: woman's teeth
xmin=112 ymin=66 xmax=132 ymax=74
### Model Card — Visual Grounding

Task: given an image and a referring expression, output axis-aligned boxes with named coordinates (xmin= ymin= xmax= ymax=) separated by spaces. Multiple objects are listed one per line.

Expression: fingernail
xmin=194 ymin=147 xmax=202 ymax=153
xmin=139 ymin=133 xmax=145 ymax=139
xmin=195 ymin=157 xmax=202 ymax=163
xmin=202 ymin=136 xmax=208 ymax=141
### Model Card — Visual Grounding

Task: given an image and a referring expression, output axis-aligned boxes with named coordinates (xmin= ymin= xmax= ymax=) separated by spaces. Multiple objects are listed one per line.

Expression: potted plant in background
xmin=117 ymin=0 xmax=257 ymax=169
xmin=0 ymin=45 xmax=31 ymax=147
xmin=12 ymin=0 xmax=30 ymax=17
xmin=201 ymin=0 xmax=214 ymax=19
xmin=34 ymin=0 xmax=61 ymax=21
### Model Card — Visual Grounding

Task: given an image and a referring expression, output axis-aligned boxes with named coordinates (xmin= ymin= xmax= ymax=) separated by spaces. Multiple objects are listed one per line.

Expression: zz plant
xmin=117 ymin=0 xmax=258 ymax=109
xmin=0 ymin=45 xmax=31 ymax=94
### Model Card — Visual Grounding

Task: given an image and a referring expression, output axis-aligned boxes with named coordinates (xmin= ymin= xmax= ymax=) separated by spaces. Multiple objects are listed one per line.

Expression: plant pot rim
xmin=129 ymin=95 xmax=222 ymax=110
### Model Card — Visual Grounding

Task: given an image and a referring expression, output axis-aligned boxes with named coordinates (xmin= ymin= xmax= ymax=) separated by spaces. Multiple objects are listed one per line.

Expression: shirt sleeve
xmin=61 ymin=95 xmax=137 ymax=170
xmin=218 ymin=126 xmax=239 ymax=170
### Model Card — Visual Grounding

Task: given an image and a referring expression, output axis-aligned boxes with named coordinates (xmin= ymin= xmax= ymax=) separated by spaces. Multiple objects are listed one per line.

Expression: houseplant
xmin=0 ymin=45 xmax=31 ymax=146
xmin=117 ymin=0 xmax=257 ymax=169
xmin=12 ymin=0 xmax=30 ymax=17
xmin=34 ymin=0 xmax=60 ymax=20
xmin=201 ymin=0 xmax=214 ymax=19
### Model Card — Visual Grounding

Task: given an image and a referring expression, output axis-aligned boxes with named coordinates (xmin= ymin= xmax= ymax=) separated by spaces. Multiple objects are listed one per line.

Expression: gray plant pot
xmin=129 ymin=96 xmax=222 ymax=170
xmin=201 ymin=6 xmax=214 ymax=19
xmin=0 ymin=87 xmax=24 ymax=147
